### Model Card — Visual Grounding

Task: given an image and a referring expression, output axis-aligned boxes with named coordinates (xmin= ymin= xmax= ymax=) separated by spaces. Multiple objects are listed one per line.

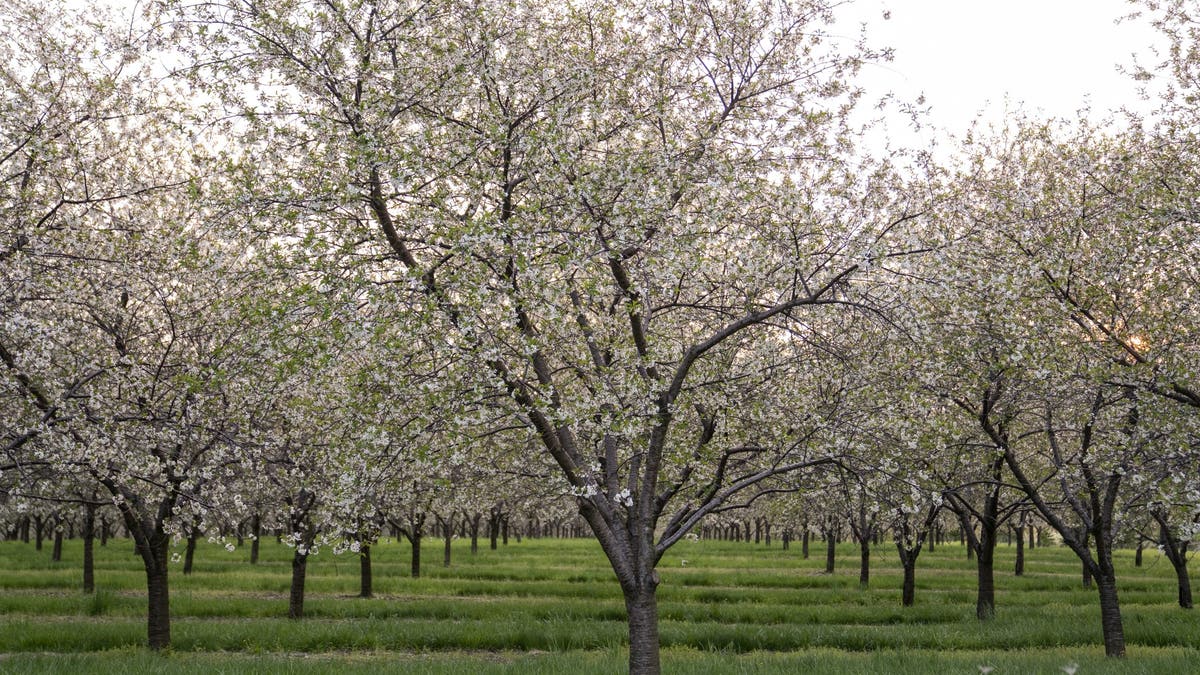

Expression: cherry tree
xmin=163 ymin=1 xmax=924 ymax=670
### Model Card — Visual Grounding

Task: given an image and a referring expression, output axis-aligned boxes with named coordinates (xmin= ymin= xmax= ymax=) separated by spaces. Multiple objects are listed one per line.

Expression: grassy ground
xmin=0 ymin=534 xmax=1196 ymax=673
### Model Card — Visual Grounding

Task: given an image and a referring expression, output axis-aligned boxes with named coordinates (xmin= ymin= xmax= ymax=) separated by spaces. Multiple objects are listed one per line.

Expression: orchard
xmin=1 ymin=1 xmax=1197 ymax=673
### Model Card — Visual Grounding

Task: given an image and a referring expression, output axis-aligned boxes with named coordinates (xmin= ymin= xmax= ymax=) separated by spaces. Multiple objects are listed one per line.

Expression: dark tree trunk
xmin=467 ymin=512 xmax=481 ymax=554
xmin=802 ymin=528 xmax=809 ymax=559
xmin=82 ymin=503 xmax=96 ymax=594
xmin=824 ymin=528 xmax=835 ymax=574
xmin=443 ymin=517 xmax=453 ymax=568
xmin=624 ymin=584 xmax=660 ymax=674
xmin=1014 ymin=525 xmax=1025 ymax=576
xmin=51 ymin=524 xmax=64 ymax=562
xmin=100 ymin=516 xmax=109 ymax=546
xmin=1155 ymin=518 xmax=1193 ymax=609
xmin=501 ymin=516 xmax=509 ymax=545
xmin=1134 ymin=540 xmax=1144 ymax=567
xmin=976 ymin=543 xmax=995 ymax=619
xmin=183 ymin=530 xmax=198 ymax=575
xmin=359 ymin=544 xmax=372 ymax=598
xmin=781 ymin=529 xmax=790 ymax=551
xmin=34 ymin=515 xmax=45 ymax=551
xmin=1096 ymin=573 xmax=1126 ymax=657
xmin=409 ymin=531 xmax=422 ymax=578
xmin=134 ymin=531 xmax=172 ymax=651
xmin=975 ymin=520 xmax=997 ymax=620
xmin=858 ymin=536 xmax=870 ymax=589
xmin=488 ymin=510 xmax=500 ymax=550
xmin=1175 ymin=561 xmax=1193 ymax=609
xmin=250 ymin=514 xmax=261 ymax=565
xmin=288 ymin=548 xmax=307 ymax=619
xmin=901 ymin=557 xmax=916 ymax=607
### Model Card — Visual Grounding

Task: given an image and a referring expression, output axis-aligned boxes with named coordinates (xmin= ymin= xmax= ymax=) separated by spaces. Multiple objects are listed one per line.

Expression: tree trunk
xmin=624 ymin=584 xmax=660 ymax=674
xmin=858 ymin=536 xmax=870 ymax=589
xmin=1159 ymin=526 xmax=1193 ymax=609
xmin=82 ymin=503 xmax=96 ymax=594
xmin=100 ymin=516 xmax=109 ymax=547
xmin=289 ymin=548 xmax=307 ymax=619
xmin=1014 ymin=525 xmax=1025 ymax=576
xmin=250 ymin=514 xmax=261 ymax=565
xmin=443 ymin=521 xmax=453 ymax=568
xmin=51 ymin=525 xmax=64 ymax=562
xmin=359 ymin=544 xmax=373 ymax=598
xmin=1174 ymin=560 xmax=1193 ymax=609
xmin=1134 ymin=540 xmax=1144 ymax=567
xmin=468 ymin=512 xmax=481 ymax=554
xmin=824 ymin=529 xmax=835 ymax=574
xmin=410 ymin=532 xmax=421 ymax=578
xmin=138 ymin=532 xmax=171 ymax=651
xmin=975 ymin=521 xmax=997 ymax=620
xmin=1096 ymin=573 xmax=1126 ymax=657
xmin=183 ymin=530 xmax=198 ymax=575
xmin=901 ymin=558 xmax=916 ymax=607
xmin=801 ymin=529 xmax=809 ymax=559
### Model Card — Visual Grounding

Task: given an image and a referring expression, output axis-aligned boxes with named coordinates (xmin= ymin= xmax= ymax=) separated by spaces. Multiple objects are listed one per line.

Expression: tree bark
xmin=1096 ymin=573 xmax=1126 ymax=657
xmin=625 ymin=584 xmax=660 ymax=674
xmin=858 ymin=536 xmax=870 ymax=589
xmin=824 ymin=528 xmax=835 ymax=574
xmin=1014 ymin=525 xmax=1025 ymax=576
xmin=901 ymin=558 xmax=916 ymax=607
xmin=410 ymin=531 xmax=422 ymax=578
xmin=289 ymin=548 xmax=307 ymax=619
xmin=183 ymin=529 xmax=198 ymax=575
xmin=359 ymin=544 xmax=372 ymax=598
xmin=82 ymin=503 xmax=96 ymax=594
xmin=140 ymin=533 xmax=171 ymax=650
xmin=51 ymin=522 xmax=64 ymax=562
xmin=250 ymin=514 xmax=261 ymax=565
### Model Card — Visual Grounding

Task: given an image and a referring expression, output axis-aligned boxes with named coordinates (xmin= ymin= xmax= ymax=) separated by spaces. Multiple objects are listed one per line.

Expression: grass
xmin=0 ymin=534 xmax=1196 ymax=672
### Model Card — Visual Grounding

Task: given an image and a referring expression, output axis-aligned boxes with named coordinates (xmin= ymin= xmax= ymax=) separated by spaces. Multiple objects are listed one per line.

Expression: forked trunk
xmin=289 ymin=549 xmax=307 ymax=619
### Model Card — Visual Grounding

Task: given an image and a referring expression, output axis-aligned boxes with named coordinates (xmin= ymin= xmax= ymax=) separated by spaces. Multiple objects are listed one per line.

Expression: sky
xmin=835 ymin=0 xmax=1164 ymax=146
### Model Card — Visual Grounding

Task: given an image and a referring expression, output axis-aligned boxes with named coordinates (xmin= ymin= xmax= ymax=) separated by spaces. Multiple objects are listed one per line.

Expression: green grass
xmin=0 ymin=535 xmax=1196 ymax=672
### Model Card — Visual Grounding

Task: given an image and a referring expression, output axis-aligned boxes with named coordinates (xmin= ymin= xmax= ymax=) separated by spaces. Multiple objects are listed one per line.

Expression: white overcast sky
xmin=835 ymin=0 xmax=1164 ymax=143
